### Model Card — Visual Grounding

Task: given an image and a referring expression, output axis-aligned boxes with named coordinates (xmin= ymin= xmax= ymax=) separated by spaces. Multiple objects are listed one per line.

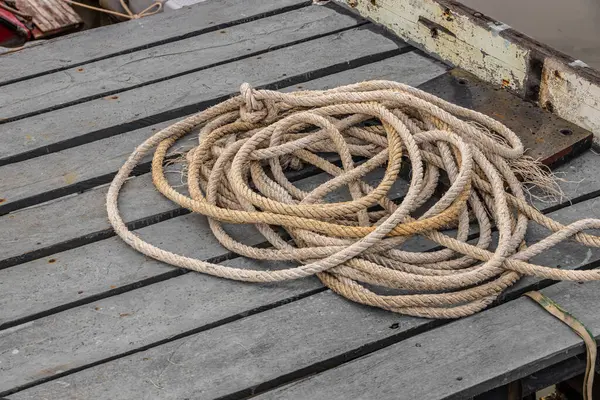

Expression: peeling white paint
xmin=488 ymin=22 xmax=510 ymax=35
xmin=540 ymin=58 xmax=600 ymax=141
xmin=338 ymin=0 xmax=529 ymax=91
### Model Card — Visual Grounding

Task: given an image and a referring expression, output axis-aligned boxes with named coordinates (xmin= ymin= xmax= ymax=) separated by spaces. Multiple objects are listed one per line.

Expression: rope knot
xmin=239 ymin=83 xmax=278 ymax=124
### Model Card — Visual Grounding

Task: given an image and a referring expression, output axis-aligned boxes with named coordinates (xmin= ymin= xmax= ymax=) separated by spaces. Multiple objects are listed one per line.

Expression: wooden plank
xmin=0 ymin=173 xmax=176 ymax=268
xmin=0 ymin=258 xmax=323 ymax=395
xmin=7 ymin=193 xmax=600 ymax=399
xmin=0 ymin=26 xmax=402 ymax=166
xmin=254 ymin=281 xmax=600 ymax=400
xmin=0 ymin=5 xmax=362 ymax=122
xmin=0 ymin=0 xmax=308 ymax=86
xmin=4 ymin=290 xmax=408 ymax=399
xmin=0 ymin=51 xmax=446 ymax=215
xmin=3 ymin=189 xmax=600 ymax=398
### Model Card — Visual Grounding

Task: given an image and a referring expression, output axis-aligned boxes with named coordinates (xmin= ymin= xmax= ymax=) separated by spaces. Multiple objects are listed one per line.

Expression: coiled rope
xmin=107 ymin=80 xmax=600 ymax=319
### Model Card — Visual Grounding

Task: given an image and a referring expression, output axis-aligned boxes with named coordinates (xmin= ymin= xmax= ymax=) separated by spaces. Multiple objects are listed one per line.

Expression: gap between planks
xmin=4 ymin=193 xmax=600 ymax=399
xmin=0 ymin=33 xmax=407 ymax=167
xmin=0 ymin=50 xmax=433 ymax=217
xmin=0 ymin=19 xmax=368 ymax=123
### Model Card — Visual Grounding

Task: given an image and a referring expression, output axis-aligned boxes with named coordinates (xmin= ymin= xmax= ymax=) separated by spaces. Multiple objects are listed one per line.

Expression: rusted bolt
xmin=502 ymin=79 xmax=510 ymax=87
xmin=76 ymin=68 xmax=84 ymax=72
xmin=48 ymin=258 xmax=57 ymax=263
xmin=443 ymin=7 xmax=453 ymax=21
xmin=559 ymin=128 xmax=573 ymax=136
xmin=348 ymin=0 xmax=358 ymax=7
xmin=0 ymin=198 xmax=5 ymax=204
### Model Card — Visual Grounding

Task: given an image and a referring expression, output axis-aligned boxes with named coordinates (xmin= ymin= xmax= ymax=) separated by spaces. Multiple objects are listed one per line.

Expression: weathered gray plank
xmin=255 ymin=281 xmax=600 ymax=400
xmin=0 ymin=0 xmax=307 ymax=86
xmin=4 ymin=194 xmax=599 ymax=399
xmin=0 ymin=258 xmax=322 ymax=395
xmin=0 ymin=119 xmax=176 ymax=215
xmin=0 ymin=6 xmax=360 ymax=121
xmin=7 ymin=291 xmax=413 ymax=400
xmin=0 ymin=168 xmax=410 ymax=327
xmin=0 ymin=173 xmax=175 ymax=266
xmin=0 ymin=27 xmax=400 ymax=165
xmin=0 ymin=51 xmax=446 ymax=215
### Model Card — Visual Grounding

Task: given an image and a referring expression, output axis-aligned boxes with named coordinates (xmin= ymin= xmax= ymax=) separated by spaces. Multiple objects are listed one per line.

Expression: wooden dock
xmin=1 ymin=1 xmax=600 ymax=399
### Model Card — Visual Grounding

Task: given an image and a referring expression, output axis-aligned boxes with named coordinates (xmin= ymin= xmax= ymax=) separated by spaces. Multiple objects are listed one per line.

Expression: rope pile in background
xmin=107 ymin=81 xmax=600 ymax=319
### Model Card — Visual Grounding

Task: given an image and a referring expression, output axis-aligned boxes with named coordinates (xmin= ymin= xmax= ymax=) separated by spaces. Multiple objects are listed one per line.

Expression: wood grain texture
xmin=0 ymin=51 xmax=446 ymax=215
xmin=0 ymin=167 xmax=411 ymax=326
xmin=4 ymin=191 xmax=600 ymax=399
xmin=0 ymin=50 xmax=446 ymax=330
xmin=0 ymin=0 xmax=307 ymax=85
xmin=0 ymin=259 xmax=322 ymax=395
xmin=256 ymin=279 xmax=600 ymax=400
xmin=0 ymin=5 xmax=360 ymax=121
xmin=0 ymin=189 xmax=600 ymax=398
xmin=0 ymin=26 xmax=401 ymax=166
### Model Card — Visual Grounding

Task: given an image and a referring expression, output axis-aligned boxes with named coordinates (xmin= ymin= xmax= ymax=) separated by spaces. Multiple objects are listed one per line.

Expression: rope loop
xmin=107 ymin=80 xmax=600 ymax=319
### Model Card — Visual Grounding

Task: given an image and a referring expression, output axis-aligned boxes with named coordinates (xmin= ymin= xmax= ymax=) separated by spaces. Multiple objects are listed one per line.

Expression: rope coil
xmin=107 ymin=80 xmax=600 ymax=319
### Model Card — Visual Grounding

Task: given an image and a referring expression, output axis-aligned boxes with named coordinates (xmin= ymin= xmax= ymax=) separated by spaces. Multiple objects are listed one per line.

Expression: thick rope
xmin=107 ymin=80 xmax=600 ymax=319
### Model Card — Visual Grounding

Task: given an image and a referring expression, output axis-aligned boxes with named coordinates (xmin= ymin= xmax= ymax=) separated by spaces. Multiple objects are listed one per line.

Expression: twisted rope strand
xmin=107 ymin=80 xmax=600 ymax=319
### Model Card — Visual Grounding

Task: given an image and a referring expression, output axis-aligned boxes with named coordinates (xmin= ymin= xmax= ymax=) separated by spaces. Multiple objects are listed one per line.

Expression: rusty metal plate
xmin=419 ymin=68 xmax=593 ymax=168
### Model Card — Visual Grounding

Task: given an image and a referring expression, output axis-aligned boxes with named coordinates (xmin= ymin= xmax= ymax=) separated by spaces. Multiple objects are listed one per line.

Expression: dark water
xmin=461 ymin=0 xmax=600 ymax=70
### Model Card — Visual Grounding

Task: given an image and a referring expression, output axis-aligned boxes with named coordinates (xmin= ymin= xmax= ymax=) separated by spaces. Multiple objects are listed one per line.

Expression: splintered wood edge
xmin=334 ymin=0 xmax=600 ymax=143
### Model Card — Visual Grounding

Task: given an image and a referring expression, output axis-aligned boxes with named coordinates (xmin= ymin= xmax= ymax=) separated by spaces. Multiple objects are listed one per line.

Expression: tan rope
xmin=107 ymin=80 xmax=600 ymax=319
xmin=63 ymin=0 xmax=161 ymax=20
